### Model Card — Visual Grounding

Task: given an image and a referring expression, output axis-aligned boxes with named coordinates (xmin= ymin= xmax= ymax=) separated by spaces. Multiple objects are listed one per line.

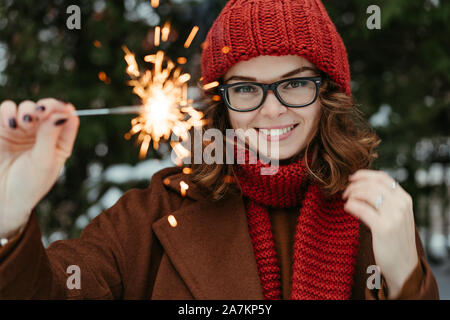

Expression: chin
xmin=255 ymin=147 xmax=304 ymax=163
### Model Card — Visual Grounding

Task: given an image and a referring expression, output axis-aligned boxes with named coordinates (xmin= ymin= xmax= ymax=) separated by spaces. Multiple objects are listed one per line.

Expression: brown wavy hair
xmin=188 ymin=72 xmax=381 ymax=201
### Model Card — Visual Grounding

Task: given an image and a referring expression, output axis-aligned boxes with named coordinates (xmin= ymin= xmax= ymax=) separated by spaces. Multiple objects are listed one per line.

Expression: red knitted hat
xmin=201 ymin=0 xmax=352 ymax=96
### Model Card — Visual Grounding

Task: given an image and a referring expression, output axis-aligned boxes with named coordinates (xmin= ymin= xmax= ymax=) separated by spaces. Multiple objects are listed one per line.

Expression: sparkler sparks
xmin=151 ymin=0 xmax=160 ymax=9
xmin=98 ymin=71 xmax=110 ymax=84
xmin=154 ymin=26 xmax=161 ymax=47
xmin=76 ymin=16 xmax=208 ymax=172
xmin=202 ymin=81 xmax=219 ymax=91
xmin=121 ymin=22 xmax=207 ymax=161
xmin=168 ymin=215 xmax=178 ymax=227
xmin=180 ymin=180 xmax=189 ymax=197
xmin=184 ymin=26 xmax=199 ymax=49
xmin=161 ymin=22 xmax=171 ymax=42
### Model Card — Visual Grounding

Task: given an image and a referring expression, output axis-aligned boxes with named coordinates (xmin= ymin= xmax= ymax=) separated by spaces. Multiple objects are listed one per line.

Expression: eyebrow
xmin=223 ymin=66 xmax=319 ymax=83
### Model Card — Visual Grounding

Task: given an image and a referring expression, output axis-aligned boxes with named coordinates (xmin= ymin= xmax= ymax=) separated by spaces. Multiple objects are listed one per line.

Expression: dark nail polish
xmin=23 ymin=114 xmax=32 ymax=122
xmin=9 ymin=118 xmax=17 ymax=129
xmin=54 ymin=118 xmax=68 ymax=126
xmin=36 ymin=105 xmax=46 ymax=112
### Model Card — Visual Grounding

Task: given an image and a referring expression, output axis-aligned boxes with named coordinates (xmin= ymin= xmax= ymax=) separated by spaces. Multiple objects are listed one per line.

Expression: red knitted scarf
xmin=232 ymin=144 xmax=360 ymax=299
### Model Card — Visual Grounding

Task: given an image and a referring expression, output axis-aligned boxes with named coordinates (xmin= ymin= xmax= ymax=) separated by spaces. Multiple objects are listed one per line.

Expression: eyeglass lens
xmin=226 ymin=79 xmax=317 ymax=110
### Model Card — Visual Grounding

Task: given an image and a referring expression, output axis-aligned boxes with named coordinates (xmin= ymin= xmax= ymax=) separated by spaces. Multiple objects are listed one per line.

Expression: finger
xmin=0 ymin=100 xmax=18 ymax=129
xmin=55 ymin=103 xmax=79 ymax=157
xmin=343 ymin=178 xmax=387 ymax=201
xmin=17 ymin=100 xmax=38 ymax=134
xmin=345 ymin=187 xmax=386 ymax=213
xmin=349 ymin=169 xmax=395 ymax=189
xmin=344 ymin=197 xmax=380 ymax=231
xmin=34 ymin=98 xmax=71 ymax=123
xmin=31 ymin=112 xmax=72 ymax=167
xmin=345 ymin=178 xmax=414 ymax=222
xmin=343 ymin=178 xmax=393 ymax=214
xmin=349 ymin=169 xmax=410 ymax=203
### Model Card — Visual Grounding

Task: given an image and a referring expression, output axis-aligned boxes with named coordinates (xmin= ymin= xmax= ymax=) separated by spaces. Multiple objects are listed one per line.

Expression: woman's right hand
xmin=0 ymin=98 xmax=79 ymax=239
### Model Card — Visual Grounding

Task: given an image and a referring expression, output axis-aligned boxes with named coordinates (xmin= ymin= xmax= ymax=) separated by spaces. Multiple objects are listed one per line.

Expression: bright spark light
xmin=122 ymin=22 xmax=207 ymax=162
xmin=151 ymin=0 xmax=160 ymax=9
xmin=184 ymin=26 xmax=199 ymax=49
xmin=180 ymin=180 xmax=189 ymax=197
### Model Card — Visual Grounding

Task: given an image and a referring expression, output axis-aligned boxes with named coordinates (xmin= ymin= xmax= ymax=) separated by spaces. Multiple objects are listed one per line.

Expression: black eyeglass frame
xmin=218 ymin=76 xmax=322 ymax=112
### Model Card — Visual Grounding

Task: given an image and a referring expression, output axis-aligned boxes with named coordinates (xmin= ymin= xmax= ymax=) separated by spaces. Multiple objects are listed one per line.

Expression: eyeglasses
xmin=218 ymin=77 xmax=322 ymax=112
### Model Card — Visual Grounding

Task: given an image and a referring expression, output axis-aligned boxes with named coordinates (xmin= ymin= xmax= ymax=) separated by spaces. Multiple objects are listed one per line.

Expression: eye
xmin=232 ymin=85 xmax=258 ymax=94
xmin=283 ymin=80 xmax=306 ymax=89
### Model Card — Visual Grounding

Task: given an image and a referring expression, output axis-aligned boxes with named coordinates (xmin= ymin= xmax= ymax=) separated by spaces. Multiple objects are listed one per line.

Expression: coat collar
xmin=151 ymin=168 xmax=264 ymax=299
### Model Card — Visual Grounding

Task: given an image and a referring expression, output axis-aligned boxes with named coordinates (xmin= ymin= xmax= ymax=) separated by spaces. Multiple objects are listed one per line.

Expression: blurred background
xmin=0 ymin=0 xmax=449 ymax=298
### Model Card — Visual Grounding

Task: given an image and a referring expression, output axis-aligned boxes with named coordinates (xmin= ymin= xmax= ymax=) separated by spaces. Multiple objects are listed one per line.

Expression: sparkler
xmin=76 ymin=4 xmax=215 ymax=168
xmin=121 ymin=41 xmax=208 ymax=160
xmin=75 ymin=106 xmax=142 ymax=117
xmin=117 ymin=19 xmax=212 ymax=161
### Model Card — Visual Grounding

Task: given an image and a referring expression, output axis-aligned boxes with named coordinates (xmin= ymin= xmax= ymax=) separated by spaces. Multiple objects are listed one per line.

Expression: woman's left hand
xmin=342 ymin=169 xmax=419 ymax=299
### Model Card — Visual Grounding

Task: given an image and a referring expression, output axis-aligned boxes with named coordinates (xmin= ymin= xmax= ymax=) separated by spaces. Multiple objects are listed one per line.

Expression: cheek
xmin=227 ymin=110 xmax=256 ymax=129
xmin=292 ymin=102 xmax=321 ymax=129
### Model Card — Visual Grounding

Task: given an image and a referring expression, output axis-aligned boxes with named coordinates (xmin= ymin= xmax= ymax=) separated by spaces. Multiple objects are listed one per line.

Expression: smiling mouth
xmin=255 ymin=124 xmax=299 ymax=137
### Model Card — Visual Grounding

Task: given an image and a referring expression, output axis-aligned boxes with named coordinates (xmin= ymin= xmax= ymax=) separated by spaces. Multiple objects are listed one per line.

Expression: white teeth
xmin=259 ymin=125 xmax=295 ymax=137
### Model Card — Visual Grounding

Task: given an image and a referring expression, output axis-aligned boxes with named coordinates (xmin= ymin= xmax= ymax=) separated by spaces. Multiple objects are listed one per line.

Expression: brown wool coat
xmin=0 ymin=166 xmax=439 ymax=299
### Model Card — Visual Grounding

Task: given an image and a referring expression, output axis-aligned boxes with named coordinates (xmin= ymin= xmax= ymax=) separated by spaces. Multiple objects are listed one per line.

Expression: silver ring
xmin=391 ymin=180 xmax=398 ymax=190
xmin=375 ymin=194 xmax=384 ymax=210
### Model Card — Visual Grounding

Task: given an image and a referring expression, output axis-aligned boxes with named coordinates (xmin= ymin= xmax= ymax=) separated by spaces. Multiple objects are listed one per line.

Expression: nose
xmin=258 ymin=90 xmax=288 ymax=119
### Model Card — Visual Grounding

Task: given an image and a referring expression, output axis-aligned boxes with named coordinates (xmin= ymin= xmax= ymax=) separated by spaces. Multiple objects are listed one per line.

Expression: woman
xmin=0 ymin=0 xmax=439 ymax=299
